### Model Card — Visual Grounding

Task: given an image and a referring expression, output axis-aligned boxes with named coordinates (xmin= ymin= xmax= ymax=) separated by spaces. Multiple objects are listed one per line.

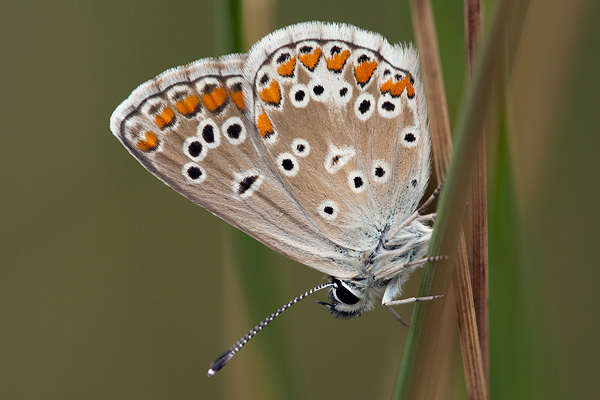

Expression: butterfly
xmin=110 ymin=22 xmax=436 ymax=375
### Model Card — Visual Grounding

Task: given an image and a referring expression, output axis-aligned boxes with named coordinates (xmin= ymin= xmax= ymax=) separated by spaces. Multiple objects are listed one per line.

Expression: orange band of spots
xmin=137 ymin=131 xmax=159 ymax=151
xmin=380 ymin=76 xmax=415 ymax=98
xmin=175 ymin=94 xmax=200 ymax=115
xmin=257 ymin=113 xmax=274 ymax=138
xmin=298 ymin=47 xmax=322 ymax=70
xmin=230 ymin=89 xmax=245 ymax=110
xmin=259 ymin=81 xmax=281 ymax=106
xmin=326 ymin=49 xmax=350 ymax=72
xmin=201 ymin=87 xmax=228 ymax=112
xmin=354 ymin=60 xmax=378 ymax=85
xmin=154 ymin=107 xmax=175 ymax=129
xmin=276 ymin=57 xmax=296 ymax=77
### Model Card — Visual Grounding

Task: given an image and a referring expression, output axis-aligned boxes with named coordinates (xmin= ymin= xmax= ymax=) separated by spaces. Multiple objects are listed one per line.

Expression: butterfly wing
xmin=110 ymin=54 xmax=362 ymax=278
xmin=244 ymin=22 xmax=431 ymax=251
xmin=110 ymin=22 xmax=430 ymax=280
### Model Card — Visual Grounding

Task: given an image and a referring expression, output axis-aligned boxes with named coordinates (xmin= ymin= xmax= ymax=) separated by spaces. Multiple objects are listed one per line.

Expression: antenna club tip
xmin=207 ymin=368 xmax=216 ymax=378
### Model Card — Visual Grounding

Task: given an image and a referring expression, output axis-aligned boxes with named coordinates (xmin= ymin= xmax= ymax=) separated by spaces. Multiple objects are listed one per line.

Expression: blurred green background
xmin=1 ymin=0 xmax=598 ymax=399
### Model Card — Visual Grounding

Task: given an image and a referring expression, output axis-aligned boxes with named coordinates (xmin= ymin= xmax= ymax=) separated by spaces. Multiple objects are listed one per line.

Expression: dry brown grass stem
xmin=406 ymin=0 xmax=487 ymax=398
xmin=465 ymin=0 xmax=490 ymax=386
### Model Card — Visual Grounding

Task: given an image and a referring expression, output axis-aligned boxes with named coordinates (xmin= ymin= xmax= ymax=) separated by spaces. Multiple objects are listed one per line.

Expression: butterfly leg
xmin=384 ymin=304 xmax=410 ymax=327
xmin=381 ymin=289 xmax=444 ymax=327
xmin=417 ymin=212 xmax=436 ymax=224
xmin=384 ymin=294 xmax=444 ymax=307
xmin=375 ymin=255 xmax=447 ymax=280
xmin=384 ymin=295 xmax=444 ymax=307
xmin=387 ymin=183 xmax=443 ymax=240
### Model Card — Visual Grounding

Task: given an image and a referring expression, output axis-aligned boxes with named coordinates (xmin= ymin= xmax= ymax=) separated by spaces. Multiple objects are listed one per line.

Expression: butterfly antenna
xmin=207 ymin=281 xmax=334 ymax=377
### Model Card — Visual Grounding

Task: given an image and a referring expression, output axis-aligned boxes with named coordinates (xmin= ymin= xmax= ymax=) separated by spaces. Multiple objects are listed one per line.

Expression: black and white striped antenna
xmin=207 ymin=281 xmax=334 ymax=377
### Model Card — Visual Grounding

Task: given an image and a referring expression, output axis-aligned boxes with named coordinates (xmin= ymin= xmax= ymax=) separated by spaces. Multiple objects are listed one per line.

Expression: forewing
xmin=110 ymin=54 xmax=362 ymax=278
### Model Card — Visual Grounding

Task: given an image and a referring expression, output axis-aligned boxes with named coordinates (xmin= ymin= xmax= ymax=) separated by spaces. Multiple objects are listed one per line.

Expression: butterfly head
xmin=318 ymin=277 xmax=384 ymax=319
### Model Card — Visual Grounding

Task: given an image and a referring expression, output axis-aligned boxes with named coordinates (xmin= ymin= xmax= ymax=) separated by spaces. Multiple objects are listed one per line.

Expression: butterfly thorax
xmin=321 ymin=218 xmax=432 ymax=319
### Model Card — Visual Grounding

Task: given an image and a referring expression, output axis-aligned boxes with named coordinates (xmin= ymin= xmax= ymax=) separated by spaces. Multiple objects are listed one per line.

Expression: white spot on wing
xmin=197 ymin=119 xmax=221 ymax=149
xmin=289 ymin=83 xmax=309 ymax=108
xmin=182 ymin=162 xmax=206 ymax=184
xmin=372 ymin=160 xmax=390 ymax=183
xmin=347 ymin=170 xmax=367 ymax=193
xmin=318 ymin=199 xmax=339 ymax=221
xmin=355 ymin=93 xmax=375 ymax=121
xmin=183 ymin=136 xmax=207 ymax=161
xmin=325 ymin=144 xmax=356 ymax=174
xmin=291 ymin=138 xmax=310 ymax=157
xmin=378 ymin=96 xmax=401 ymax=118
xmin=222 ymin=116 xmax=247 ymax=145
xmin=232 ymin=169 xmax=264 ymax=199
xmin=276 ymin=152 xmax=299 ymax=176
xmin=400 ymin=126 xmax=419 ymax=148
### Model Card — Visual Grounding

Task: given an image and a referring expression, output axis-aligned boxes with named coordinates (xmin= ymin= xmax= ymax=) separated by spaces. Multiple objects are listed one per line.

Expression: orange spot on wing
xmin=326 ymin=49 xmax=350 ymax=72
xmin=230 ymin=89 xmax=245 ymax=110
xmin=298 ymin=47 xmax=322 ymax=70
xmin=137 ymin=131 xmax=159 ymax=151
xmin=276 ymin=57 xmax=296 ymax=77
xmin=354 ymin=60 xmax=378 ymax=85
xmin=256 ymin=113 xmax=274 ymax=138
xmin=380 ymin=76 xmax=416 ymax=98
xmin=201 ymin=87 xmax=228 ymax=112
xmin=405 ymin=77 xmax=415 ymax=98
xmin=259 ymin=81 xmax=281 ymax=106
xmin=154 ymin=107 xmax=175 ymax=129
xmin=175 ymin=94 xmax=200 ymax=116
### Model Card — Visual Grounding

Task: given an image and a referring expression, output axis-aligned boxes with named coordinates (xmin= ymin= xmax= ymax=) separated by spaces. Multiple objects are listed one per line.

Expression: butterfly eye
xmin=332 ymin=279 xmax=360 ymax=305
